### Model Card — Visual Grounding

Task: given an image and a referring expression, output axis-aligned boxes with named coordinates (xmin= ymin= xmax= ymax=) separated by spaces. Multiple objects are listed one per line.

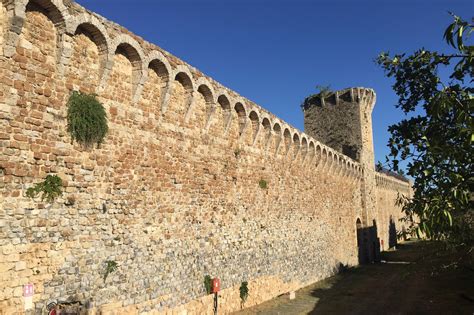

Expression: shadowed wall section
xmin=375 ymin=172 xmax=412 ymax=251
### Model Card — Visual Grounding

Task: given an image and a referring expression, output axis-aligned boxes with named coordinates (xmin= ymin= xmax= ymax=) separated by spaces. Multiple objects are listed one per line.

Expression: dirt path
xmin=234 ymin=241 xmax=474 ymax=315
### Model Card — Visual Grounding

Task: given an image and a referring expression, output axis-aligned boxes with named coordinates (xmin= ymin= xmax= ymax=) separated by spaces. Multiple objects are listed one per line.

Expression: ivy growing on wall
xmin=67 ymin=91 xmax=108 ymax=147
xmin=26 ymin=174 xmax=63 ymax=202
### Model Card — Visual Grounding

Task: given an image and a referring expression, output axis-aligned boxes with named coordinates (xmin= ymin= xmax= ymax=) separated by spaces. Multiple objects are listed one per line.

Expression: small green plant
xmin=67 ymin=91 xmax=108 ymax=147
xmin=103 ymin=260 xmax=118 ymax=282
xmin=314 ymin=85 xmax=332 ymax=98
xmin=26 ymin=175 xmax=63 ymax=202
xmin=204 ymin=275 xmax=212 ymax=294
xmin=239 ymin=281 xmax=249 ymax=307
xmin=234 ymin=149 xmax=242 ymax=158
xmin=259 ymin=179 xmax=268 ymax=189
xmin=301 ymin=85 xmax=333 ymax=110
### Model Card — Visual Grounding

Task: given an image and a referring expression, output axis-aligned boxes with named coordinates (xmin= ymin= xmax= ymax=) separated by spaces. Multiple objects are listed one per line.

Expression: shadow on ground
xmin=309 ymin=241 xmax=474 ymax=314
xmin=235 ymin=241 xmax=474 ymax=315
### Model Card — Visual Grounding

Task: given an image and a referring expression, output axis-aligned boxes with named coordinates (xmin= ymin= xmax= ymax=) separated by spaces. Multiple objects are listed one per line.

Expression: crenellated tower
xmin=303 ymin=87 xmax=377 ymax=225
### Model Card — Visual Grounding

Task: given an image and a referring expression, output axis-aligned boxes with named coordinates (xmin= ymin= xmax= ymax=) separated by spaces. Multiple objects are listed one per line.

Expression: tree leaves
xmin=377 ymin=14 xmax=473 ymax=245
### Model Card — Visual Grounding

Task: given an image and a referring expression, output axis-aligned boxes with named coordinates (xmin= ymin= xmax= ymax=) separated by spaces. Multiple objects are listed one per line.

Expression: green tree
xmin=376 ymin=14 xmax=473 ymax=246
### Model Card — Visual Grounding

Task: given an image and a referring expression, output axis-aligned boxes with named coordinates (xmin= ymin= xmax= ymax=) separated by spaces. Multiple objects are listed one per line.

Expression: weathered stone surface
xmin=0 ymin=1 xmax=411 ymax=314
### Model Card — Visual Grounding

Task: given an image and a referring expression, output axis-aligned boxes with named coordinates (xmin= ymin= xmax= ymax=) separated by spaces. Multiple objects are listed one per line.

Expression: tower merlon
xmin=302 ymin=87 xmax=376 ymax=113
xmin=303 ymin=87 xmax=376 ymax=165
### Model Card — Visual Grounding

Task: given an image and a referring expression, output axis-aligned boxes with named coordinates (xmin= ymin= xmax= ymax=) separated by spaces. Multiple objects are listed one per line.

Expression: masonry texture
xmin=0 ymin=1 xmax=412 ymax=314
xmin=303 ymin=91 xmax=364 ymax=161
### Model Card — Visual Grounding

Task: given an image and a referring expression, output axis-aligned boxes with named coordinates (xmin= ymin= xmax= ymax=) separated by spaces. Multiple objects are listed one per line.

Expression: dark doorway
xmin=356 ymin=218 xmax=381 ymax=264
xmin=370 ymin=220 xmax=381 ymax=263
xmin=388 ymin=215 xmax=397 ymax=248
xmin=356 ymin=218 xmax=369 ymax=264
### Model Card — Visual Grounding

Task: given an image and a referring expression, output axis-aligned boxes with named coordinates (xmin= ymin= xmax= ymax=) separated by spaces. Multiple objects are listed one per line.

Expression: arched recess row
xmin=292 ymin=133 xmax=301 ymax=160
xmin=282 ymin=128 xmax=292 ymax=156
xmin=248 ymin=110 xmax=260 ymax=145
xmin=98 ymin=34 xmax=145 ymax=102
xmin=5 ymin=0 xmax=185 ymax=115
xmin=216 ymin=92 xmax=232 ymax=133
xmin=61 ymin=13 xmax=110 ymax=79
xmin=301 ymin=137 xmax=308 ymax=161
xmin=186 ymin=77 xmax=215 ymax=129
xmin=3 ymin=0 xmax=364 ymax=177
xmin=307 ymin=141 xmax=315 ymax=164
xmin=261 ymin=117 xmax=272 ymax=149
xmin=3 ymin=0 xmax=70 ymax=58
xmin=0 ymin=2 xmax=6 ymax=47
xmin=133 ymin=50 xmax=171 ymax=112
xmin=234 ymin=101 xmax=247 ymax=138
xmin=58 ymin=15 xmax=111 ymax=91
xmin=272 ymin=122 xmax=282 ymax=155
xmin=161 ymin=64 xmax=194 ymax=119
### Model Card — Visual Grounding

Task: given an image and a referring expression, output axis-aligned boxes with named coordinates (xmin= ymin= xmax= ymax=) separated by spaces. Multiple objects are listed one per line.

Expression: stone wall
xmin=303 ymin=89 xmax=366 ymax=161
xmin=302 ymin=87 xmax=410 ymax=260
xmin=375 ymin=172 xmax=412 ymax=251
xmin=0 ymin=1 xmax=411 ymax=314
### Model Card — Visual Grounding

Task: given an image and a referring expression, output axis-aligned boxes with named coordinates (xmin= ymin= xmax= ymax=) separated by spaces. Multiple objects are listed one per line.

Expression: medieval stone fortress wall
xmin=0 ymin=0 xmax=412 ymax=314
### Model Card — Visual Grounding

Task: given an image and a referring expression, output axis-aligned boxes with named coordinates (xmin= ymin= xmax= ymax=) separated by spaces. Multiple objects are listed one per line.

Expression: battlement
xmin=302 ymin=87 xmax=376 ymax=112
xmin=0 ymin=0 xmax=365 ymax=180
xmin=303 ymin=87 xmax=376 ymax=163
xmin=375 ymin=171 xmax=411 ymax=194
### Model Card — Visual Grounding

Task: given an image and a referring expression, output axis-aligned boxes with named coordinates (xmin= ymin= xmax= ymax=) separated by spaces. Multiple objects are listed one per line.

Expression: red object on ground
xmin=211 ymin=278 xmax=220 ymax=293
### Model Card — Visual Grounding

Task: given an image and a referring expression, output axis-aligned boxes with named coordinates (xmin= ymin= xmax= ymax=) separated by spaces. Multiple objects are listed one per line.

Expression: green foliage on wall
xmin=234 ymin=148 xmax=242 ymax=158
xmin=26 ymin=175 xmax=63 ymax=202
xmin=103 ymin=260 xmax=118 ymax=282
xmin=301 ymin=85 xmax=333 ymax=110
xmin=203 ymin=275 xmax=212 ymax=294
xmin=67 ymin=91 xmax=108 ymax=147
xmin=239 ymin=281 xmax=249 ymax=306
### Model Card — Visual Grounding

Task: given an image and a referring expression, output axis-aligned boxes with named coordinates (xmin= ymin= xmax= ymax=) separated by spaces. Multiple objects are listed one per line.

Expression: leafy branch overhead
xmin=376 ymin=13 xmax=473 ymax=244
xmin=26 ymin=175 xmax=63 ymax=203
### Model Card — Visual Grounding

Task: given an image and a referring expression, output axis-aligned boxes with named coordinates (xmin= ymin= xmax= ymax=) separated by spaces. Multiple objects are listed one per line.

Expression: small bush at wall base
xmin=259 ymin=179 xmax=268 ymax=189
xmin=67 ymin=91 xmax=108 ymax=147
xmin=204 ymin=275 xmax=212 ymax=294
xmin=239 ymin=281 xmax=249 ymax=307
xmin=26 ymin=175 xmax=62 ymax=202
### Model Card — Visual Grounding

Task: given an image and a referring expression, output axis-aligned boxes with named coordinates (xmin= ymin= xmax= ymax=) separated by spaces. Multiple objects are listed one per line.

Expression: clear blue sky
xmin=76 ymin=0 xmax=472 ymax=169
